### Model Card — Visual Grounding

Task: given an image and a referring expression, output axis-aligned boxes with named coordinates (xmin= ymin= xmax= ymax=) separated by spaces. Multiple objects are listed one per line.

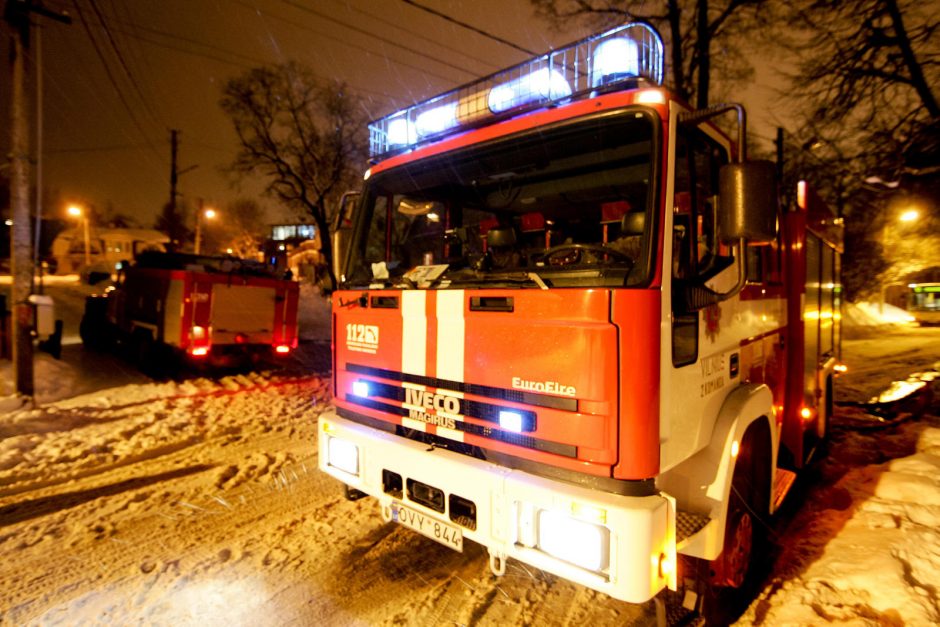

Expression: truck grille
xmin=347 ymin=396 xmax=576 ymax=458
xmin=346 ymin=363 xmax=577 ymax=411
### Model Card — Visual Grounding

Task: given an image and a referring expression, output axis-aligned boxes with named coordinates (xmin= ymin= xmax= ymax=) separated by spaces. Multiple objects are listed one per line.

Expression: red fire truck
xmin=81 ymin=251 xmax=299 ymax=371
xmin=319 ymin=23 xmax=842 ymax=620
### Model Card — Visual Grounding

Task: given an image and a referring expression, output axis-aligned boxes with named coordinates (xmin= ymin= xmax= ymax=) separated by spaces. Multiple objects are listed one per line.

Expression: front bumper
xmin=318 ymin=411 xmax=674 ymax=604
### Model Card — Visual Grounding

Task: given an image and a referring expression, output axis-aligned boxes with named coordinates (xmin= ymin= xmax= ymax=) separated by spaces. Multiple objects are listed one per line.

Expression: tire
xmin=698 ymin=427 xmax=771 ymax=625
xmin=80 ymin=297 xmax=110 ymax=350
xmin=133 ymin=330 xmax=167 ymax=379
xmin=79 ymin=315 xmax=100 ymax=349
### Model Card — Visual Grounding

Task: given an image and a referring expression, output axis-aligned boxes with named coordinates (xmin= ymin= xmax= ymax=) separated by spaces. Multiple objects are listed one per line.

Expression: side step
xmin=676 ymin=511 xmax=710 ymax=543
xmin=772 ymin=468 xmax=797 ymax=510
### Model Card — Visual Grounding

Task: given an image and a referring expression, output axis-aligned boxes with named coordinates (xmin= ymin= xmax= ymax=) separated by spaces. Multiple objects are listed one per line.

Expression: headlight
xmin=538 ymin=510 xmax=610 ymax=572
xmin=327 ymin=436 xmax=360 ymax=476
xmin=351 ymin=380 xmax=370 ymax=397
xmin=498 ymin=410 xmax=523 ymax=433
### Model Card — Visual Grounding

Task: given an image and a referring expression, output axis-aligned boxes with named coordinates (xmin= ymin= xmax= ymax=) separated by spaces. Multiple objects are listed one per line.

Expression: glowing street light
xmin=899 ymin=208 xmax=919 ymax=223
xmin=194 ymin=201 xmax=218 ymax=255
xmin=67 ymin=204 xmax=91 ymax=267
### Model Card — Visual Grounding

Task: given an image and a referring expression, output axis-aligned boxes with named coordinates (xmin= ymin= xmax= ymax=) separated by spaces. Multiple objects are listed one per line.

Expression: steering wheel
xmin=541 ymin=244 xmax=635 ymax=268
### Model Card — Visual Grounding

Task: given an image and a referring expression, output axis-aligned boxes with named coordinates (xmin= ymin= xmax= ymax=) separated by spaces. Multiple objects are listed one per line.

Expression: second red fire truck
xmin=81 ymin=251 xmax=299 ymax=371
xmin=319 ymin=22 xmax=843 ymax=621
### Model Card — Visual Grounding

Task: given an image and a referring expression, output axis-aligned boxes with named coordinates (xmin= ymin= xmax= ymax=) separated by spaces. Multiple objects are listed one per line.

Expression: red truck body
xmin=318 ymin=23 xmax=843 ymax=614
xmin=82 ymin=252 xmax=299 ymax=369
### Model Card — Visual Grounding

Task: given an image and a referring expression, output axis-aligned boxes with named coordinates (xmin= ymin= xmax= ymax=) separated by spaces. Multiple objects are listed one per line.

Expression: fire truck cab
xmin=319 ymin=23 xmax=842 ymax=619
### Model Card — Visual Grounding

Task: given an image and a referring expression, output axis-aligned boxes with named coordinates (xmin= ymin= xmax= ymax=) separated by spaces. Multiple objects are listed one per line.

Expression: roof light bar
xmin=369 ymin=22 xmax=664 ymax=160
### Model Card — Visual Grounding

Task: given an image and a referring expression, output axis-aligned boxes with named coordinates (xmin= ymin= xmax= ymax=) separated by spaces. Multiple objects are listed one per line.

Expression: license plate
xmin=390 ymin=502 xmax=463 ymax=552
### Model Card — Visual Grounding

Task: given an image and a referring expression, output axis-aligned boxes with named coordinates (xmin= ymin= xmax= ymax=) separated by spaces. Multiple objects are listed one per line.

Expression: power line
xmin=111 ymin=19 xmax=274 ymax=68
xmin=109 ymin=0 xmax=161 ymax=95
xmin=327 ymin=0 xmax=501 ymax=73
xmin=46 ymin=143 xmax=151 ymax=154
xmin=71 ymin=1 xmax=164 ymax=164
xmin=399 ymin=0 xmax=535 ymax=56
xmin=279 ymin=0 xmax=480 ymax=79
xmin=95 ymin=15 xmax=397 ymax=105
xmin=87 ymin=0 xmax=163 ymax=128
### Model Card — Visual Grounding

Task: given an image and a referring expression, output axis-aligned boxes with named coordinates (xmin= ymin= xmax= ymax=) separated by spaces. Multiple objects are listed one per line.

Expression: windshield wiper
xmin=478 ymin=270 xmax=551 ymax=289
xmin=526 ymin=272 xmax=549 ymax=289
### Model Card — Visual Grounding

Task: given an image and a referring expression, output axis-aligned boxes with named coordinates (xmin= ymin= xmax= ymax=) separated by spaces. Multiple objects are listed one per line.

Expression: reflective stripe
xmin=436 ymin=290 xmax=465 ymax=383
xmin=401 ymin=417 xmax=428 ymax=431
xmin=435 ymin=426 xmax=465 ymax=442
xmin=401 ymin=292 xmax=427 ymax=376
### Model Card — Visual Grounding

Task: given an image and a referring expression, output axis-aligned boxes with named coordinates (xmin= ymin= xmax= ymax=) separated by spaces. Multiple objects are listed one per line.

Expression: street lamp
xmin=194 ymin=203 xmax=217 ymax=255
xmin=67 ymin=204 xmax=91 ymax=267
xmin=899 ymin=208 xmax=919 ymax=223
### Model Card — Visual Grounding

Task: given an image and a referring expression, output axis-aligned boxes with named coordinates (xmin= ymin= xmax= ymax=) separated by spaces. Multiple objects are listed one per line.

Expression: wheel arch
xmin=659 ymin=383 xmax=776 ymax=560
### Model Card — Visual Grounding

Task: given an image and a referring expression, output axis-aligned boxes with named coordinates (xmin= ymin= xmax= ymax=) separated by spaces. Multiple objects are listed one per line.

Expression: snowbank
xmin=0 ymin=273 xmax=82 ymax=286
xmin=844 ymin=301 xmax=916 ymax=327
xmin=741 ymin=417 xmax=940 ymax=625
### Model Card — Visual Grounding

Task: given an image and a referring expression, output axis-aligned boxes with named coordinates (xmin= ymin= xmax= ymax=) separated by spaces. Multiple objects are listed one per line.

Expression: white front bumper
xmin=318 ymin=411 xmax=674 ymax=604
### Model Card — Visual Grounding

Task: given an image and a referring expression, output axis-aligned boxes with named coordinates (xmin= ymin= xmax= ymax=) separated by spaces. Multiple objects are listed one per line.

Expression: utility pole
xmin=165 ymin=129 xmax=197 ymax=249
xmin=169 ymin=129 xmax=180 ymax=218
xmin=4 ymin=0 xmax=71 ymax=401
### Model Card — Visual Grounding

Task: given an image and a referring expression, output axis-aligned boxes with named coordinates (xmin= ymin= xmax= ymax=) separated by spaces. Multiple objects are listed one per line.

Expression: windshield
xmin=346 ymin=109 xmax=657 ymax=289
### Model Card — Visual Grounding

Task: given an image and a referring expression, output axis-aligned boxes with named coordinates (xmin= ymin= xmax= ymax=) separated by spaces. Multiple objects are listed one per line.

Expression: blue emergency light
xmin=369 ymin=22 xmax=664 ymax=160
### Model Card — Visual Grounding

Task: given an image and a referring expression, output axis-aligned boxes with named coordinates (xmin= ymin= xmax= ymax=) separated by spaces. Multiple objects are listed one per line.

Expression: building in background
xmin=263 ymin=222 xmax=323 ymax=282
xmin=50 ymin=227 xmax=169 ymax=274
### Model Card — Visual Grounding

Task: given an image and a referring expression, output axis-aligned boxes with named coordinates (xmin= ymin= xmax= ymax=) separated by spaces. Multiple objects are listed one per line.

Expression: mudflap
xmin=344 ymin=485 xmax=367 ymax=501
xmin=653 ymin=560 xmax=707 ymax=626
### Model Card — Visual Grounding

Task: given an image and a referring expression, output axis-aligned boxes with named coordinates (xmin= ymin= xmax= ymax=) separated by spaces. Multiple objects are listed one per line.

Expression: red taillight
xmin=189 ymin=325 xmax=211 ymax=356
xmin=275 ymin=345 xmax=291 ymax=354
xmin=235 ymin=333 xmax=248 ymax=344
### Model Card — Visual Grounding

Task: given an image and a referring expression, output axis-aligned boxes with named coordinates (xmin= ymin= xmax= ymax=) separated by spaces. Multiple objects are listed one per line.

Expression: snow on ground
xmin=842 ymin=301 xmax=917 ymax=338
xmin=740 ymin=410 xmax=940 ymax=625
xmin=0 ymin=290 xmax=939 ymax=625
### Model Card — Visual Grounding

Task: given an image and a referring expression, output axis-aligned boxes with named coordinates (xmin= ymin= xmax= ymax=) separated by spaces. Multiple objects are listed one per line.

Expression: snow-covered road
xmin=1 ymin=304 xmax=939 ymax=624
xmin=0 ymin=370 xmax=654 ymax=625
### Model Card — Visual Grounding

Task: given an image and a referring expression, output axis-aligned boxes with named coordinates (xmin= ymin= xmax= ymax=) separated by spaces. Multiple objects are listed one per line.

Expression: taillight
xmin=189 ymin=325 xmax=211 ymax=356
xmin=275 ymin=345 xmax=291 ymax=354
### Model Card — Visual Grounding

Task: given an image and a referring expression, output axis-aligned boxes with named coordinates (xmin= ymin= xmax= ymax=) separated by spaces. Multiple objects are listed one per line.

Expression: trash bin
xmin=28 ymin=294 xmax=56 ymax=338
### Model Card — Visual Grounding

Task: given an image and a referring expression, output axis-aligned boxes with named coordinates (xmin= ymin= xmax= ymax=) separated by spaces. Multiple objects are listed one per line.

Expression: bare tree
xmin=784 ymin=0 xmax=938 ymax=179
xmin=210 ymin=198 xmax=268 ymax=259
xmin=779 ymin=0 xmax=939 ymax=299
xmin=220 ymin=63 xmax=368 ymax=291
xmin=787 ymin=0 xmax=937 ymax=119
xmin=531 ymin=0 xmax=770 ymax=108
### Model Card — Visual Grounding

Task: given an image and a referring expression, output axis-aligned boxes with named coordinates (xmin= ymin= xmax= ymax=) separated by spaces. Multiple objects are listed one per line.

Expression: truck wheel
xmin=133 ymin=331 xmax=166 ymax=378
xmin=79 ymin=316 xmax=99 ymax=349
xmin=699 ymin=429 xmax=770 ymax=625
xmin=80 ymin=297 xmax=110 ymax=350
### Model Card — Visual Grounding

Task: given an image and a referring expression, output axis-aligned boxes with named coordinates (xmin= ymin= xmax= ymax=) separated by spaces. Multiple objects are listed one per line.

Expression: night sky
xmin=1 ymin=0 xmax=783 ymax=228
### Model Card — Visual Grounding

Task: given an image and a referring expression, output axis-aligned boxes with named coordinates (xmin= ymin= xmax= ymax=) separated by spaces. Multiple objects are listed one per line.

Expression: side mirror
xmin=718 ymin=160 xmax=778 ymax=244
xmin=332 ymin=191 xmax=361 ymax=283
